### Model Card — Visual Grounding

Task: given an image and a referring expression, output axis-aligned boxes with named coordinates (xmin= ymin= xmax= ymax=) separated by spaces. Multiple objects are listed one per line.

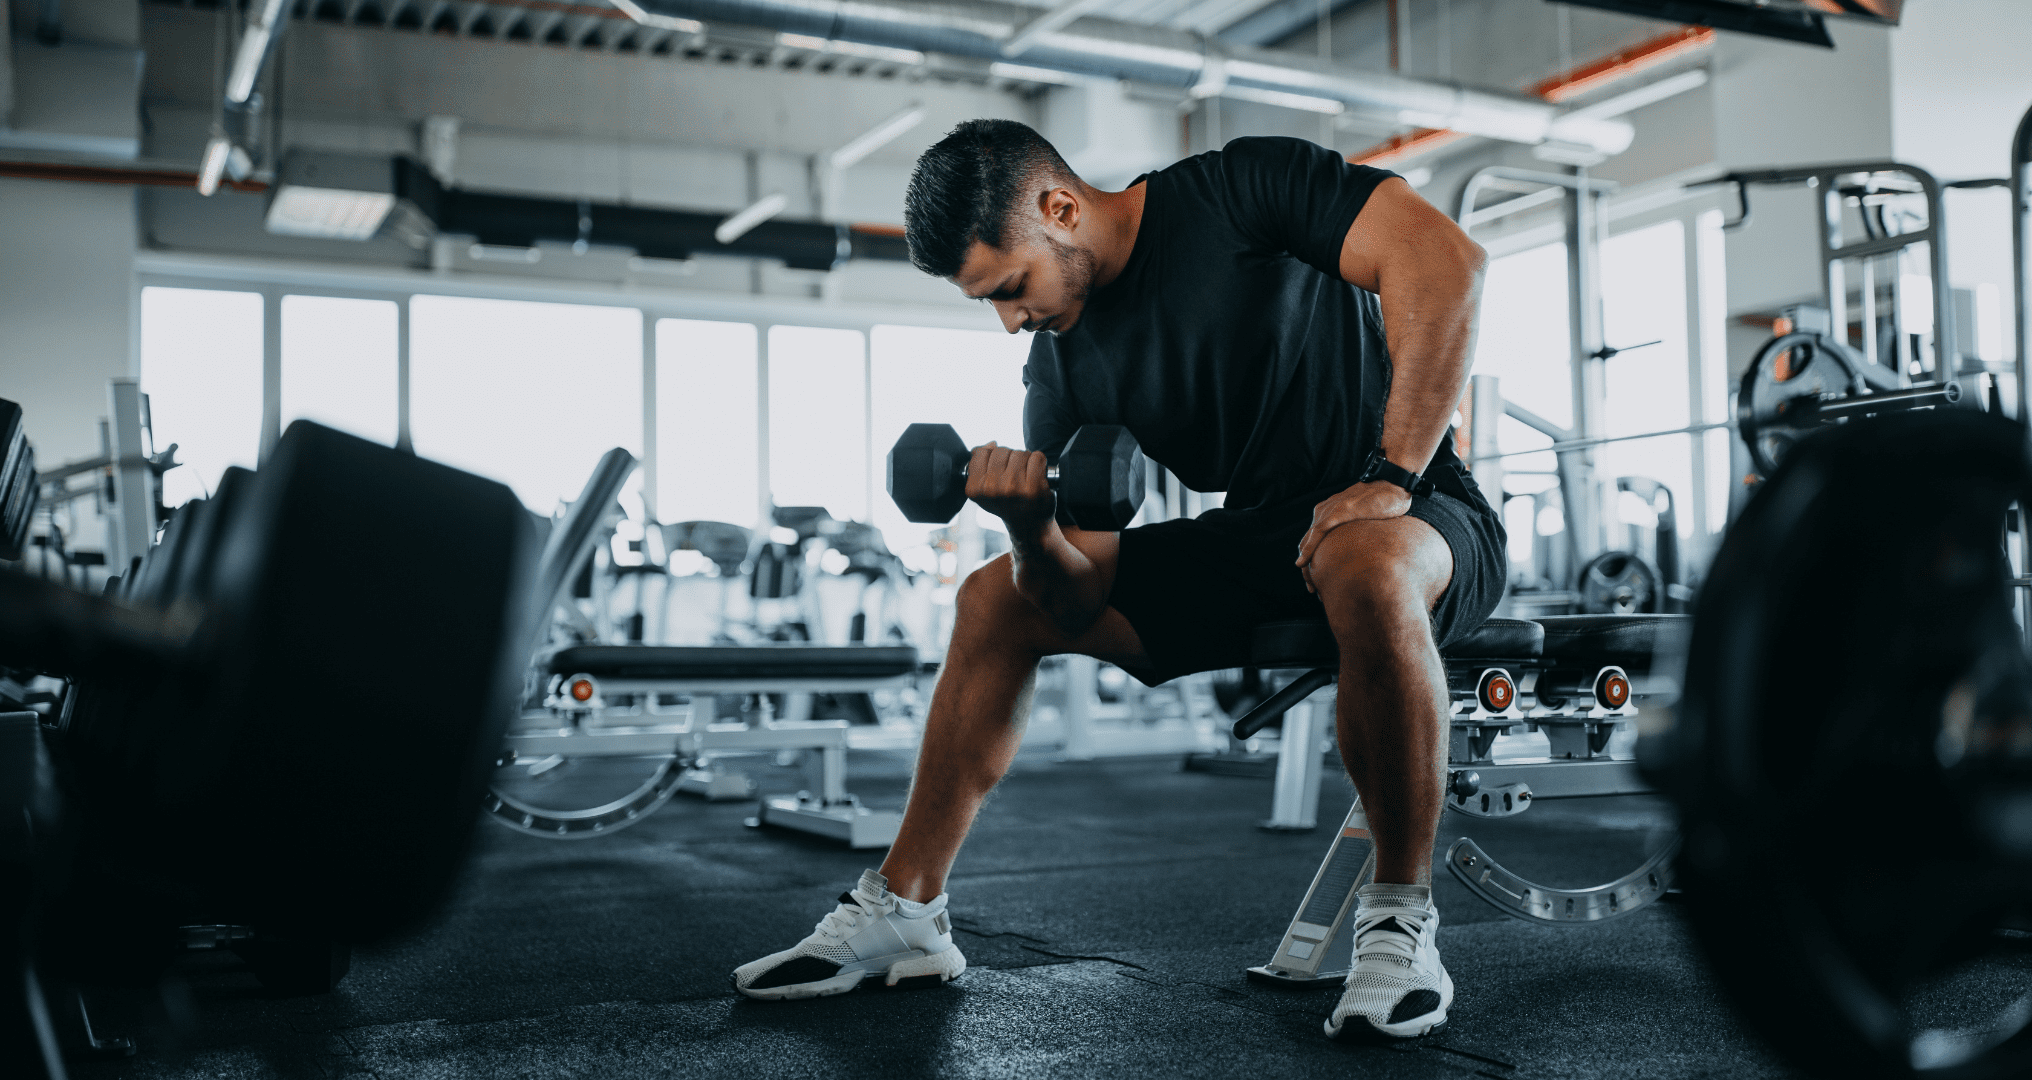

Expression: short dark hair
xmin=903 ymin=119 xmax=1077 ymax=279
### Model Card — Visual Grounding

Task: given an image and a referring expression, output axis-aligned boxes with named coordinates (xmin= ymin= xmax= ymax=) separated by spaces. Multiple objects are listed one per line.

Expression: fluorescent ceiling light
xmin=608 ymin=0 xmax=704 ymax=34
xmin=196 ymin=132 xmax=231 ymax=197
xmin=1567 ymin=69 xmax=1709 ymax=121
xmin=716 ymin=193 xmax=790 ymax=245
xmin=225 ymin=0 xmax=289 ymax=103
xmin=263 ymin=152 xmax=399 ymax=239
xmin=988 ymin=61 xmax=1078 ymax=85
xmin=266 ymin=187 xmax=397 ymax=240
xmin=830 ymin=105 xmax=926 ymax=172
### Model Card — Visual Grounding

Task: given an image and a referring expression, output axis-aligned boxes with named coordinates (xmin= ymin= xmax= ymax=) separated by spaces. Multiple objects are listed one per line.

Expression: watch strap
xmin=1362 ymin=451 xmax=1436 ymax=498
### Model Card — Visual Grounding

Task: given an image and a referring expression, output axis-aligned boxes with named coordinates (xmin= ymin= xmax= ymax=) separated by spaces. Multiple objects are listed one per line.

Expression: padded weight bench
xmin=501 ymin=643 xmax=920 ymax=848
xmin=1240 ymin=612 xmax=1691 ymax=987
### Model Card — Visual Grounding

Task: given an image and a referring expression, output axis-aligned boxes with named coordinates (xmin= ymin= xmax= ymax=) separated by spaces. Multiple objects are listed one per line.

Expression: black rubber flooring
xmin=75 ymin=751 xmax=1805 ymax=1080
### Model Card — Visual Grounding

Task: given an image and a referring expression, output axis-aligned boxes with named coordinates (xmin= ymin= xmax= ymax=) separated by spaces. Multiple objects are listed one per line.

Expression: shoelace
xmin=814 ymin=892 xmax=886 ymax=939
xmin=1352 ymin=905 xmax=1430 ymax=966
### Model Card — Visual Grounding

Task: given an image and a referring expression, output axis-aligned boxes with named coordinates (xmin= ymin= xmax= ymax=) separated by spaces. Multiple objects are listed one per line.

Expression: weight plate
xmin=1737 ymin=331 xmax=1867 ymax=480
xmin=1577 ymin=551 xmax=1658 ymax=615
xmin=68 ymin=422 xmax=537 ymax=944
xmin=1674 ymin=408 xmax=2032 ymax=1079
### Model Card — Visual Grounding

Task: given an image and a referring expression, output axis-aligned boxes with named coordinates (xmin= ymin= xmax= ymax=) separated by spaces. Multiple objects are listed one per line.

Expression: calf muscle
xmin=1308 ymin=517 xmax=1453 ymax=887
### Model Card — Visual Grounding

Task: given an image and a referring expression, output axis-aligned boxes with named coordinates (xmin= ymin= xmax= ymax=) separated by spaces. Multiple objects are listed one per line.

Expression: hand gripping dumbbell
xmin=887 ymin=422 xmax=1146 ymax=531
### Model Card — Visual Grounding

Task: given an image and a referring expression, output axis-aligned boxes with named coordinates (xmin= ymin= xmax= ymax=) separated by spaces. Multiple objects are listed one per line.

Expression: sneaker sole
xmin=734 ymin=946 xmax=966 ymax=1001
xmin=1324 ymin=1014 xmax=1448 ymax=1043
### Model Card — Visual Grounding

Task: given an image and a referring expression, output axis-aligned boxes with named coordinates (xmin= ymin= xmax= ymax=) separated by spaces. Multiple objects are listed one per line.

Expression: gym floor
xmin=70 ymin=748 xmax=1824 ymax=1080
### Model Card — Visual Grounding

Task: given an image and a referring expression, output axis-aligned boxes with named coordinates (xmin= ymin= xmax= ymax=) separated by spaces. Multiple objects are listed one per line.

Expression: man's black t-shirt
xmin=1022 ymin=136 xmax=1483 ymax=521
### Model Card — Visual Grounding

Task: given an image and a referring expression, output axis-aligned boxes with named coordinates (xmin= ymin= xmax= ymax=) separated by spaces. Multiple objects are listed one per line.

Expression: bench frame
xmin=492 ymin=668 xmax=914 ymax=848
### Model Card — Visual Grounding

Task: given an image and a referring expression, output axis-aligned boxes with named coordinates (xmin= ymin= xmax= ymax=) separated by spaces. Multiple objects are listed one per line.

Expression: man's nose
xmin=995 ymin=302 xmax=1026 ymax=334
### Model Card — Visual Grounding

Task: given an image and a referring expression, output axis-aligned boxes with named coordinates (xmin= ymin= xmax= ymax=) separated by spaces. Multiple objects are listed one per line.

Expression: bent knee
xmin=955 ymin=554 xmax=1021 ymax=613
xmin=1309 ymin=519 xmax=1452 ymax=617
xmin=953 ymin=556 xmax=1051 ymax=641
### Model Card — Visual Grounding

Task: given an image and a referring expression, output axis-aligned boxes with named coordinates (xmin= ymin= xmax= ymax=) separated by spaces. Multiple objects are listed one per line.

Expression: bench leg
xmin=1247 ymin=797 xmax=1375 ymax=986
xmin=1260 ymin=693 xmax=1332 ymax=832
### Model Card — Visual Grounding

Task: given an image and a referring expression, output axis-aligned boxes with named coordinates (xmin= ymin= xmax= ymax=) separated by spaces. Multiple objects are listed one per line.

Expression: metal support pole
xmin=395 ymin=295 xmax=413 ymax=454
xmin=260 ymin=291 xmax=282 ymax=462
xmin=863 ymin=333 xmax=875 ymax=523
xmin=1467 ymin=374 xmax=1504 ymax=511
xmin=1564 ymin=178 xmax=1606 ymax=566
xmin=756 ymin=325 xmax=772 ymax=530
xmin=1683 ymin=214 xmax=1712 ymax=567
xmin=1062 ymin=654 xmax=1098 ymax=761
xmin=2016 ymin=105 xmax=2032 ymax=420
xmin=106 ymin=378 xmax=155 ymax=569
xmin=641 ymin=313 xmax=659 ymax=523
xmin=1262 ymin=689 xmax=1331 ymax=831
xmin=819 ymin=744 xmax=848 ymax=805
xmin=2012 ymin=105 xmax=2032 ymax=645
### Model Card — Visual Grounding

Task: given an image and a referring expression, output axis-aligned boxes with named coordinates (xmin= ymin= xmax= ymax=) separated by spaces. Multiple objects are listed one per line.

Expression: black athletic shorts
xmin=1106 ymin=479 xmax=1508 ymax=686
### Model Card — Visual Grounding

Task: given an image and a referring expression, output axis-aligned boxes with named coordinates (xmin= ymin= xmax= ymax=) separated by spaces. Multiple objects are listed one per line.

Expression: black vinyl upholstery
xmin=549 ymin=644 xmax=919 ymax=681
xmin=1248 ymin=617 xmax=1544 ymax=669
xmin=1534 ymin=614 xmax=1689 ymax=673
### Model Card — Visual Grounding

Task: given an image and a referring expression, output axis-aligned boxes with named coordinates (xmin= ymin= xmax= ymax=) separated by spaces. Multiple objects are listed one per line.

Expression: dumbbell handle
xmin=956 ymin=461 xmax=1063 ymax=485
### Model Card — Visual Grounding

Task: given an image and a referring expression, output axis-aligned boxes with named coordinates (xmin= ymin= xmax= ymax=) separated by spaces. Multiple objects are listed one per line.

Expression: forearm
xmin=1376 ymin=254 xmax=1484 ymax=473
xmin=1007 ymin=521 xmax=1110 ymax=638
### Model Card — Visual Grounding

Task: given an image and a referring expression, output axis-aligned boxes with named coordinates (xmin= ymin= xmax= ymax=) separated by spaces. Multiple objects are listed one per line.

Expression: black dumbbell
xmin=887 ymin=422 xmax=1146 ymax=531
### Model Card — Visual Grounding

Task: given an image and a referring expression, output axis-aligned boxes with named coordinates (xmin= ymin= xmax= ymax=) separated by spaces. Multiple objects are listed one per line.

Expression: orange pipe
xmin=1350 ymin=24 xmax=1715 ymax=166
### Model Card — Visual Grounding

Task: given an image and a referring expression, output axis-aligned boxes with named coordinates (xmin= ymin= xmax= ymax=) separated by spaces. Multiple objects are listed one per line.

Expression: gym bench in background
xmin=489 ymin=447 xmax=913 ymax=848
xmin=510 ymin=645 xmax=916 ymax=847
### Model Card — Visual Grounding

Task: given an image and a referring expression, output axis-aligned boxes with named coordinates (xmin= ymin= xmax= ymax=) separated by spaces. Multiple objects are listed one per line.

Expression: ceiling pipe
xmin=624 ymin=0 xmax=1633 ymax=158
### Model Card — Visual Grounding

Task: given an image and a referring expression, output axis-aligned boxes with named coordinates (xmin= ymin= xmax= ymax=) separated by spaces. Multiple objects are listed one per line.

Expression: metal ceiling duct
xmin=624 ymin=0 xmax=1635 ymax=158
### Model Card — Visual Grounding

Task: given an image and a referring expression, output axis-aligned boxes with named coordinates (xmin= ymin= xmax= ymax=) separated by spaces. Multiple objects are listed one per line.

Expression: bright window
xmin=657 ymin=319 xmax=759 ymax=526
xmin=869 ymin=325 xmax=1031 ymax=555
xmin=1472 ymin=242 xmax=1570 ymax=477
xmin=280 ymin=295 xmax=399 ymax=446
xmin=409 ymin=295 xmax=641 ymax=512
xmin=139 ymin=287 xmax=263 ymax=507
xmin=767 ymin=325 xmax=866 ymax=522
xmin=1599 ymin=220 xmax=1693 ymax=539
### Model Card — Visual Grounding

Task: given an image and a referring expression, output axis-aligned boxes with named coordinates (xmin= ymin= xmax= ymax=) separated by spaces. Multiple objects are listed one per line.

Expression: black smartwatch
xmin=1358 ymin=449 xmax=1435 ymax=498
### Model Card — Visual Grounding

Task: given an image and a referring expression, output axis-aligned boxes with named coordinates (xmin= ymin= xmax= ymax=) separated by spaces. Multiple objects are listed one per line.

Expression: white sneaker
xmin=1324 ymin=883 xmax=1453 ymax=1041
xmin=732 ymin=869 xmax=967 ymax=1000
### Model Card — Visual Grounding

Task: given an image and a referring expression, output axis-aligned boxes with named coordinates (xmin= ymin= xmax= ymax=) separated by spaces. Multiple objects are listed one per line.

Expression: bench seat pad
xmin=1533 ymin=614 xmax=1690 ymax=673
xmin=1249 ymin=617 xmax=1544 ymax=669
xmin=548 ymin=644 xmax=920 ymax=681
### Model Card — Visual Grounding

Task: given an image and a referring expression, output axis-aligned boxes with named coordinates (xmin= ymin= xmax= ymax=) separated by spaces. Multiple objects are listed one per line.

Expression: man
xmin=733 ymin=120 xmax=1504 ymax=1042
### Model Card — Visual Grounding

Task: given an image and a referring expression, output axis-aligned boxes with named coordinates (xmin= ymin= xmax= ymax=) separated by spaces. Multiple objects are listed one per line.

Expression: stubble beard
xmin=1043 ymin=234 xmax=1097 ymax=335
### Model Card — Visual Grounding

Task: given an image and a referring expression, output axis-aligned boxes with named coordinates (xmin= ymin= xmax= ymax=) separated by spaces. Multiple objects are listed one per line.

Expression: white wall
xmin=1710 ymin=17 xmax=1894 ymax=316
xmin=0 ymin=176 xmax=137 ymax=559
xmin=1891 ymin=0 xmax=2032 ymax=359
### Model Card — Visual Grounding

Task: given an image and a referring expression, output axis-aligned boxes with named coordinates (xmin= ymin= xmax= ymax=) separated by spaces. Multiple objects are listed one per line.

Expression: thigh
xmin=960 ymin=536 xmax=1153 ymax=673
xmin=1104 ymin=513 xmax=1320 ymax=685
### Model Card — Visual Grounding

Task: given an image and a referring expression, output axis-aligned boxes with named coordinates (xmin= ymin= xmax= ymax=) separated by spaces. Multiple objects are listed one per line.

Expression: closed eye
xmin=971 ymin=277 xmax=1024 ymax=302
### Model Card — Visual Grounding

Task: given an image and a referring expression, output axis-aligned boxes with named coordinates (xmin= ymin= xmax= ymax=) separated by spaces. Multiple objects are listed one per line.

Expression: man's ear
xmin=1038 ymin=185 xmax=1081 ymax=235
